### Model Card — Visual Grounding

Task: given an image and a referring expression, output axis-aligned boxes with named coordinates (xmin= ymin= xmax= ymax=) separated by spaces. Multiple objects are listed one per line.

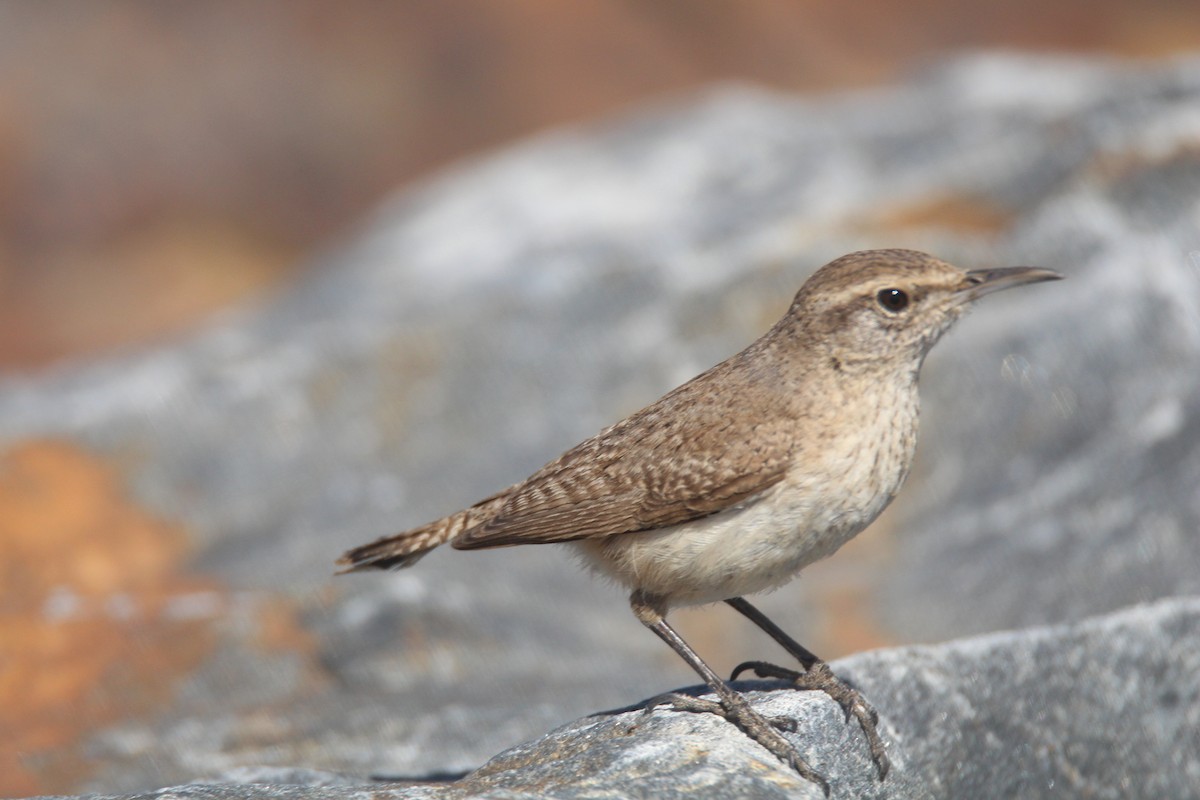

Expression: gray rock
xmin=41 ymin=598 xmax=1200 ymax=799
xmin=449 ymin=598 xmax=1200 ymax=799
xmin=5 ymin=53 xmax=1200 ymax=794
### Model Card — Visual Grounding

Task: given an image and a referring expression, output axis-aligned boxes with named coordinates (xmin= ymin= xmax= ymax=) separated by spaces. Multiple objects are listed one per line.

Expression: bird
xmin=338 ymin=248 xmax=1061 ymax=792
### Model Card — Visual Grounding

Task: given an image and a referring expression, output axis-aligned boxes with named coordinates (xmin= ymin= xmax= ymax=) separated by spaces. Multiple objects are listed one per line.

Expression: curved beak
xmin=958 ymin=266 xmax=1062 ymax=302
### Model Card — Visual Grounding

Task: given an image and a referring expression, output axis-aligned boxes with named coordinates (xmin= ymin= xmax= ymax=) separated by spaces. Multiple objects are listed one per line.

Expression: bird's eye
xmin=876 ymin=288 xmax=909 ymax=312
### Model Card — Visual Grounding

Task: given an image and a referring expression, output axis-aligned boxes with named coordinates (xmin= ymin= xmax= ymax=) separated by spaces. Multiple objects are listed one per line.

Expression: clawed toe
xmin=730 ymin=659 xmax=770 ymax=682
xmin=719 ymin=695 xmax=828 ymax=794
xmin=642 ymin=692 xmax=724 ymax=718
xmin=769 ymin=715 xmax=797 ymax=733
xmin=728 ymin=658 xmax=890 ymax=780
xmin=731 ymin=659 xmax=803 ymax=683
xmin=788 ymin=753 xmax=831 ymax=797
xmin=640 ymin=687 xmax=826 ymax=791
xmin=643 ymin=692 xmax=793 ymax=733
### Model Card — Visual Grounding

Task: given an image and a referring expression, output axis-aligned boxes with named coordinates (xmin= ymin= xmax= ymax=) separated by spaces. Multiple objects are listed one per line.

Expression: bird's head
xmin=785 ymin=249 xmax=1061 ymax=374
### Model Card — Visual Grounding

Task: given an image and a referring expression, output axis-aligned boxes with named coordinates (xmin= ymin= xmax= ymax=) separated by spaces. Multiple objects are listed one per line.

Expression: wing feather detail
xmin=452 ymin=408 xmax=795 ymax=550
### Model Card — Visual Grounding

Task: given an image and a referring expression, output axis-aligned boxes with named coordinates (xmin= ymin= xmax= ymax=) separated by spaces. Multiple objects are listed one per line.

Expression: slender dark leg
xmin=632 ymin=591 xmax=829 ymax=795
xmin=724 ymin=596 xmax=890 ymax=779
xmin=726 ymin=596 xmax=822 ymax=668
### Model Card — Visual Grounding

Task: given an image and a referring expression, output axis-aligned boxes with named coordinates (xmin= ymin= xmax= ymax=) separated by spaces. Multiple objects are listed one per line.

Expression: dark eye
xmin=876 ymin=288 xmax=909 ymax=312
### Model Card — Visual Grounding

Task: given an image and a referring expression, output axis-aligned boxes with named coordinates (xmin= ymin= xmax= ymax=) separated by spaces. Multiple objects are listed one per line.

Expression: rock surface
xmin=42 ymin=598 xmax=1200 ymax=799
xmin=5 ymin=53 xmax=1200 ymax=796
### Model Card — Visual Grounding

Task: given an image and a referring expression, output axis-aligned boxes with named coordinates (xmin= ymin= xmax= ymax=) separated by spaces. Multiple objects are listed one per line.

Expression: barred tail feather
xmin=336 ymin=493 xmax=508 ymax=573
xmin=335 ymin=528 xmax=442 ymax=572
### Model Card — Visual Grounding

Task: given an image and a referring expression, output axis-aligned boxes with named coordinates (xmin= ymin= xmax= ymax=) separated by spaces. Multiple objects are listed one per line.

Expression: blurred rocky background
xmin=3 ymin=2 xmax=1200 ymax=798
xmin=5 ymin=0 xmax=1200 ymax=371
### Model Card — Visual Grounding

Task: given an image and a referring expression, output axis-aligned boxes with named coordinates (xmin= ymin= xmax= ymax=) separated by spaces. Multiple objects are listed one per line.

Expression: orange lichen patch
xmin=251 ymin=593 xmax=321 ymax=659
xmin=873 ymin=194 xmax=1016 ymax=234
xmin=811 ymin=582 xmax=898 ymax=658
xmin=0 ymin=440 xmax=221 ymax=796
xmin=0 ymin=219 xmax=294 ymax=371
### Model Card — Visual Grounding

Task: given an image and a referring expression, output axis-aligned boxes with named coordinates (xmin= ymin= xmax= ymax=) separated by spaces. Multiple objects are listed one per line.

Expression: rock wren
xmin=338 ymin=249 xmax=1060 ymax=791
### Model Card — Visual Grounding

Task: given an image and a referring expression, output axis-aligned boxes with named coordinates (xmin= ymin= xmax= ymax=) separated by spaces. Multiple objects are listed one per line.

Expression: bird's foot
xmin=642 ymin=691 xmax=797 ymax=732
xmin=732 ymin=659 xmax=890 ymax=780
xmin=642 ymin=691 xmax=828 ymax=794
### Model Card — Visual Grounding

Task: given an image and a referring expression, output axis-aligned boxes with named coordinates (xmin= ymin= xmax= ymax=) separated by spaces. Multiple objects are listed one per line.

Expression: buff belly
xmin=572 ymin=472 xmax=894 ymax=608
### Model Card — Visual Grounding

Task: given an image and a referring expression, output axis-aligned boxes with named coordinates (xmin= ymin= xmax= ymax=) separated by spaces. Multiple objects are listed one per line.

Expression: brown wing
xmin=451 ymin=395 xmax=795 ymax=550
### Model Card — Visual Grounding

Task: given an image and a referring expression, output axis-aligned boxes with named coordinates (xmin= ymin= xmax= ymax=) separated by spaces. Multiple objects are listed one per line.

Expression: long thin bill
xmin=959 ymin=266 xmax=1062 ymax=300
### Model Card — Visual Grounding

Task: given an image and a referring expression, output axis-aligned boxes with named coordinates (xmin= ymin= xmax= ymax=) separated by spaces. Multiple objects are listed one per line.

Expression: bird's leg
xmin=631 ymin=592 xmax=829 ymax=795
xmin=726 ymin=596 xmax=822 ymax=667
xmin=725 ymin=596 xmax=890 ymax=779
